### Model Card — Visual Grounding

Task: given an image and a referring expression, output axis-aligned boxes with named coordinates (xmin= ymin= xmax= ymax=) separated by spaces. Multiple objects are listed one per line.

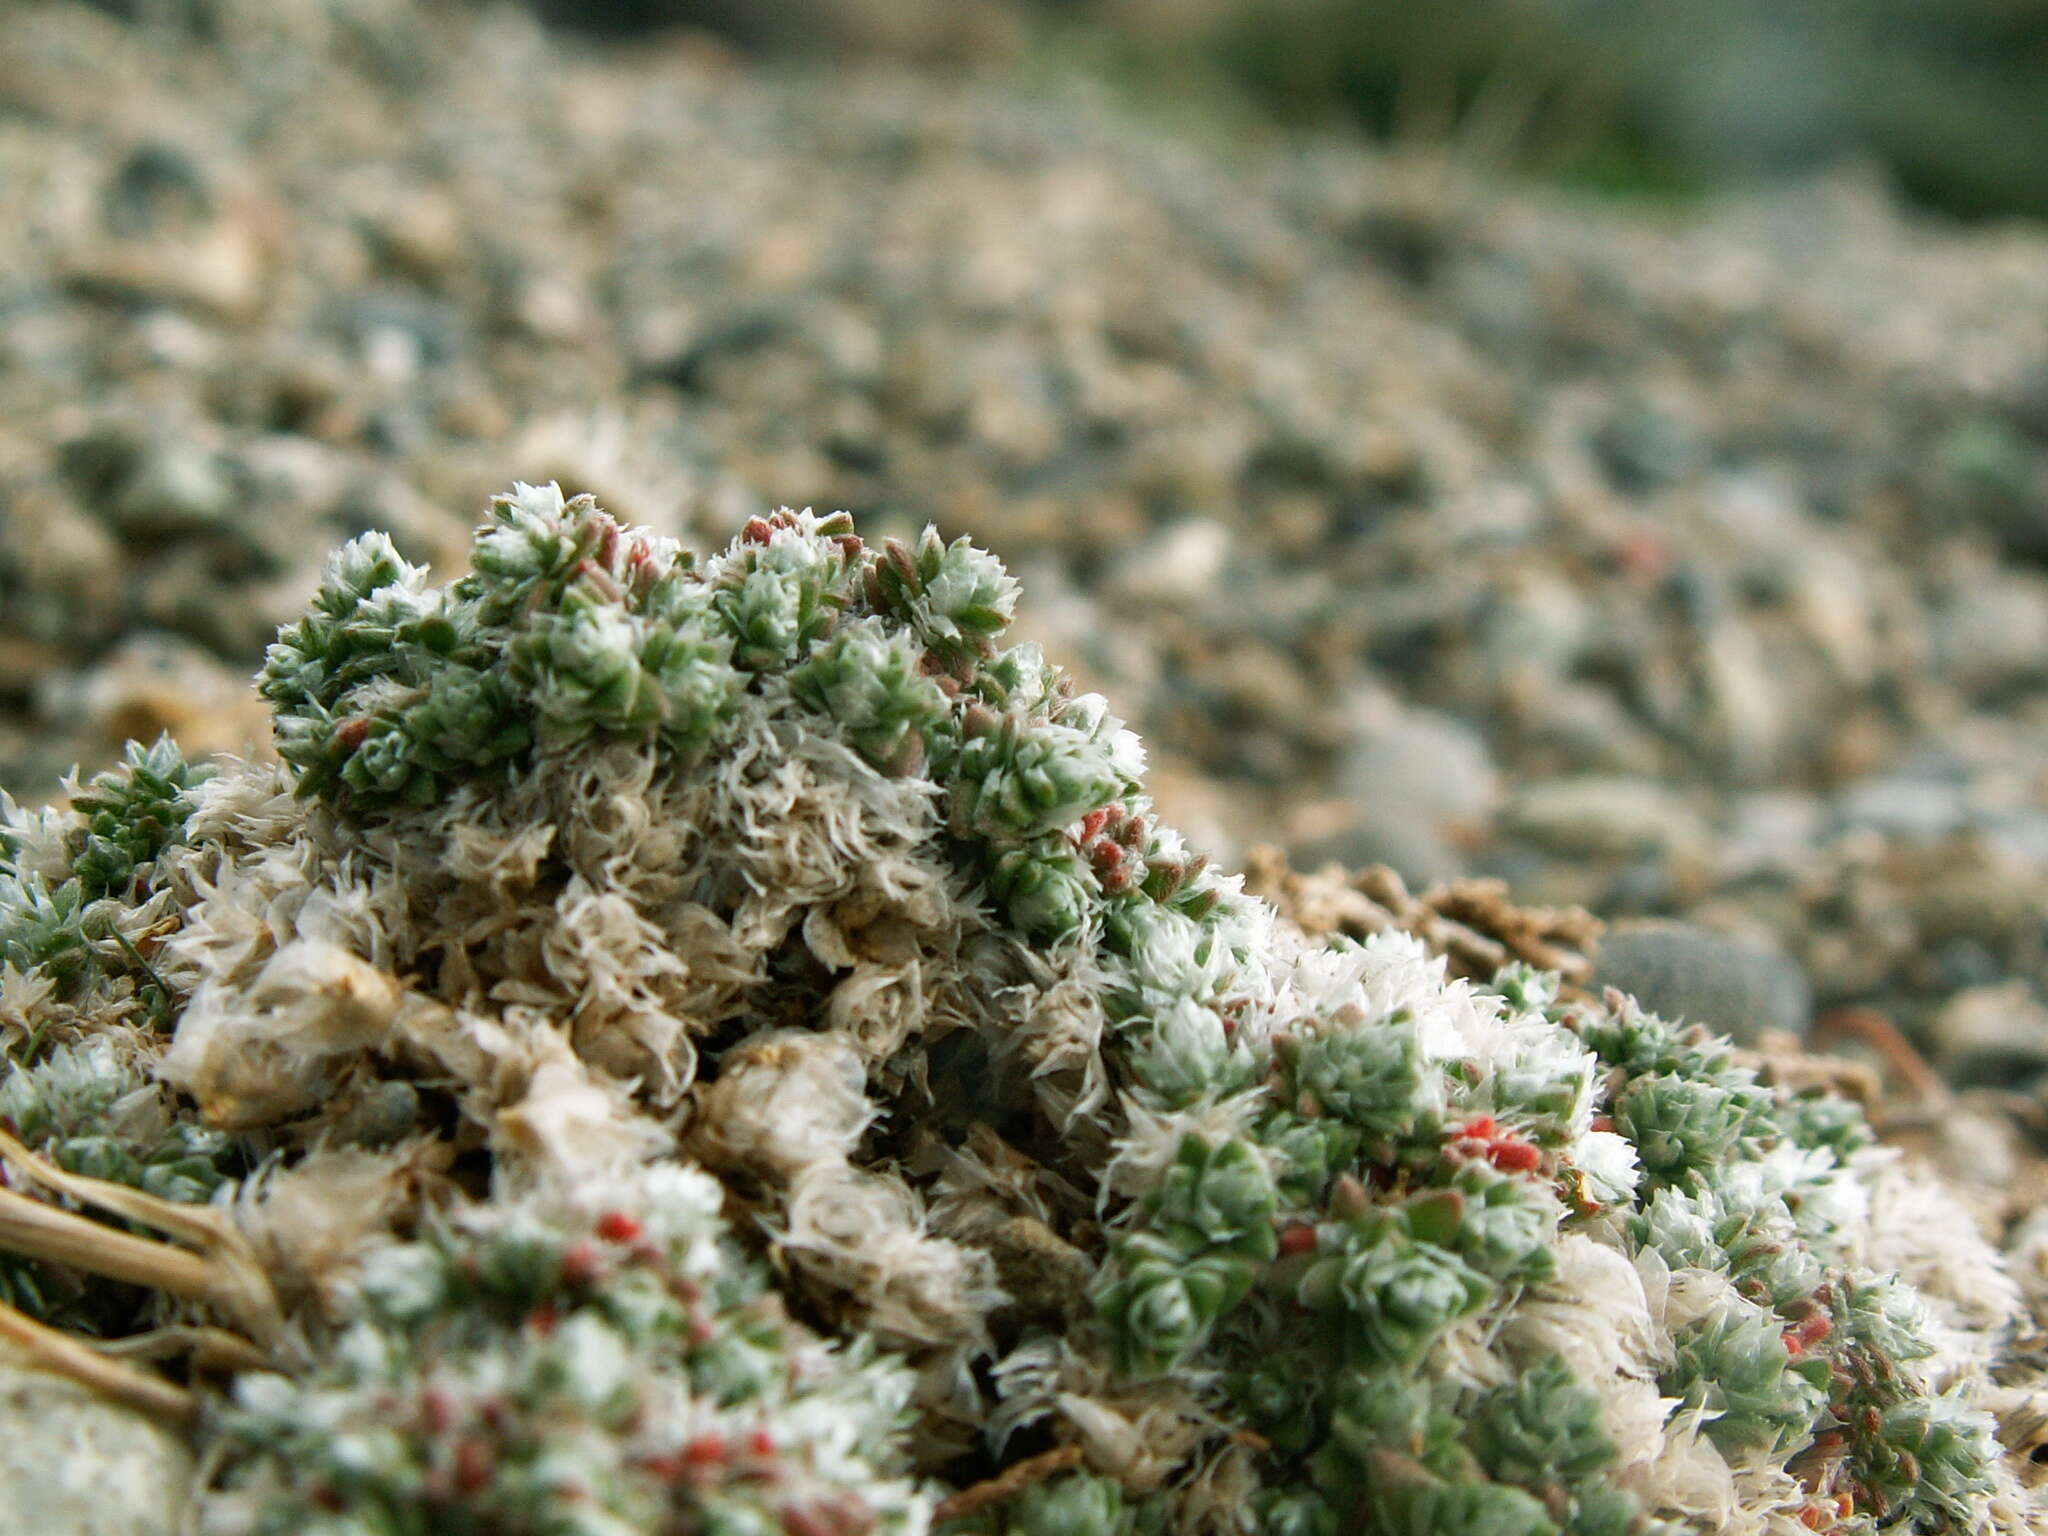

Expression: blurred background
xmin=543 ymin=0 xmax=2048 ymax=222
xmin=3 ymin=0 xmax=2048 ymax=1105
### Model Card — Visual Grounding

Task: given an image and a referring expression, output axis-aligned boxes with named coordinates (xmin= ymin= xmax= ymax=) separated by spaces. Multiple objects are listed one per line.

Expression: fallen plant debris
xmin=0 ymin=489 xmax=2041 ymax=1534
xmin=1242 ymin=849 xmax=1603 ymax=988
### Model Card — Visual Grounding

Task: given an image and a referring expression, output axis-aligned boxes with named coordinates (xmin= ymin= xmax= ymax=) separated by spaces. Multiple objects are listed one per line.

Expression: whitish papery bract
xmin=0 ymin=484 xmax=2040 ymax=1536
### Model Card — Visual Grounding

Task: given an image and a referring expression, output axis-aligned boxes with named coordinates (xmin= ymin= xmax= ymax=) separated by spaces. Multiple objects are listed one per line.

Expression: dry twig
xmin=0 ymin=1126 xmax=281 ymax=1345
xmin=0 ymin=1297 xmax=195 ymax=1424
xmin=932 ymin=1445 xmax=1085 ymax=1521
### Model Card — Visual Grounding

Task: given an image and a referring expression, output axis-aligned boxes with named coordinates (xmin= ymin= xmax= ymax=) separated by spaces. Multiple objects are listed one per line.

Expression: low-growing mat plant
xmin=0 ymin=485 xmax=2038 ymax=1535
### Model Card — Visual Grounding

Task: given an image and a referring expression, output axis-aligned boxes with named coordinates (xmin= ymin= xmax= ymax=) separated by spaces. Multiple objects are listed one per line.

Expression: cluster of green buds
xmin=1275 ymin=1016 xmax=1444 ymax=1153
xmin=208 ymin=1167 xmax=931 ymax=1536
xmin=261 ymin=496 xmax=1018 ymax=812
xmin=1574 ymin=995 xmax=1999 ymax=1529
xmin=1812 ymin=1278 xmax=2001 ymax=1528
xmin=260 ymin=489 xmax=756 ymax=806
xmin=0 ymin=495 xmax=2021 ymax=1536
xmin=1091 ymin=1136 xmax=1277 ymax=1373
xmin=789 ymin=623 xmax=950 ymax=776
xmin=1664 ymin=1296 xmax=1834 ymax=1454
xmin=1250 ymin=1357 xmax=1659 ymax=1536
xmin=257 ymin=486 xmax=1220 ymax=968
xmin=1073 ymin=880 xmax=2009 ymax=1536
xmin=947 ymin=705 xmax=1136 ymax=843
xmin=861 ymin=527 xmax=1019 ymax=674
xmin=0 ymin=1037 xmax=238 ymax=1331
xmin=0 ymin=735 xmax=209 ymax=1002
xmin=1290 ymin=1192 xmax=1496 ymax=1371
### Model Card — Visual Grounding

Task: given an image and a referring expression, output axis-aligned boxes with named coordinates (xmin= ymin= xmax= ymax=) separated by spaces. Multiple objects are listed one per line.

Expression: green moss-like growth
xmin=0 ymin=489 xmax=2029 ymax=1536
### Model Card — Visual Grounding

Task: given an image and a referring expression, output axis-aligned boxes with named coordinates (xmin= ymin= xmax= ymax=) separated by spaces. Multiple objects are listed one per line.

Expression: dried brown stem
xmin=932 ymin=1444 xmax=1085 ymax=1521
xmin=0 ymin=1127 xmax=282 ymax=1345
xmin=94 ymin=1324 xmax=271 ymax=1374
xmin=0 ymin=1298 xmax=195 ymax=1425
xmin=0 ymin=1184 xmax=215 ymax=1298
xmin=1812 ymin=1007 xmax=1948 ymax=1107
xmin=1243 ymin=848 xmax=1601 ymax=986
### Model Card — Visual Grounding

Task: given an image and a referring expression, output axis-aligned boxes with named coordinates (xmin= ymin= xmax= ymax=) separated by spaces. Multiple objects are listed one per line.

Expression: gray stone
xmin=1930 ymin=983 xmax=2048 ymax=1088
xmin=109 ymin=442 xmax=235 ymax=536
xmin=1318 ymin=706 xmax=1501 ymax=886
xmin=1515 ymin=682 xmax=1664 ymax=777
xmin=0 ymin=1344 xmax=193 ymax=1536
xmin=1718 ymin=792 xmax=1825 ymax=878
xmin=1833 ymin=775 xmax=1970 ymax=842
xmin=1293 ymin=814 xmax=1463 ymax=891
xmin=1336 ymin=707 xmax=1500 ymax=824
xmin=1932 ymin=577 xmax=2048 ymax=698
xmin=1504 ymin=776 xmax=1703 ymax=859
xmin=1108 ymin=518 xmax=1230 ymax=604
xmin=1981 ymin=811 xmax=2048 ymax=866
xmin=1591 ymin=920 xmax=1812 ymax=1044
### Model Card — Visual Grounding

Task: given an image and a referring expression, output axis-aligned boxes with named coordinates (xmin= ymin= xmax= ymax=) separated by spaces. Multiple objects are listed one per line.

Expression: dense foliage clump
xmin=0 ymin=488 xmax=2033 ymax=1536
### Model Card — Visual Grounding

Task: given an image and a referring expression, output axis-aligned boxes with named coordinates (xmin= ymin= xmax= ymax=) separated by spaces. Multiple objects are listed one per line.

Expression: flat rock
xmin=1503 ymin=776 xmax=1704 ymax=859
xmin=0 ymin=1343 xmax=192 ymax=1536
xmin=1591 ymin=920 xmax=1812 ymax=1044
xmin=1931 ymin=982 xmax=2048 ymax=1088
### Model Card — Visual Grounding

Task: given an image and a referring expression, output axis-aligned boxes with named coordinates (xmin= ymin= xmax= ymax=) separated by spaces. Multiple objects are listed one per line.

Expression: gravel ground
xmin=4 ymin=0 xmax=2048 ymax=1084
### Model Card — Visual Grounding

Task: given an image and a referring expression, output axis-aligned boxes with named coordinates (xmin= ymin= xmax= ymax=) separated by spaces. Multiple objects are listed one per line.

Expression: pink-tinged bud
xmin=1489 ymin=1141 xmax=1542 ymax=1174
xmin=1330 ymin=1175 xmax=1371 ymax=1219
xmin=682 ymin=1433 xmax=728 ymax=1472
xmin=573 ymin=558 xmax=624 ymax=603
xmin=596 ymin=1211 xmax=642 ymax=1243
xmin=1278 ymin=1224 xmax=1318 ymax=1256
xmin=558 ymin=1240 xmax=600 ymax=1287
xmin=335 ymin=717 xmax=371 ymax=754
xmin=419 ymin=1387 xmax=453 ymax=1434
xmin=741 ymin=517 xmax=775 ymax=546
xmin=780 ymin=1496 xmax=877 ymax=1536
xmin=454 ymin=1438 xmax=492 ymax=1496
xmin=960 ymin=703 xmax=999 ymax=738
xmin=886 ymin=732 xmax=926 ymax=778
